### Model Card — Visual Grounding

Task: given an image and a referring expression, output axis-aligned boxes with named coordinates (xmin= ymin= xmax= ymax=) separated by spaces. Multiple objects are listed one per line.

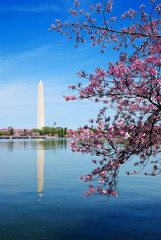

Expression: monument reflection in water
xmin=0 ymin=138 xmax=161 ymax=240
xmin=37 ymin=140 xmax=45 ymax=199
xmin=36 ymin=139 xmax=67 ymax=200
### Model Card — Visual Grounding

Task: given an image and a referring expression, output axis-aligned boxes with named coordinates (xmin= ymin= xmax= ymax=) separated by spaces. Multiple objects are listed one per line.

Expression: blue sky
xmin=0 ymin=0 xmax=151 ymax=129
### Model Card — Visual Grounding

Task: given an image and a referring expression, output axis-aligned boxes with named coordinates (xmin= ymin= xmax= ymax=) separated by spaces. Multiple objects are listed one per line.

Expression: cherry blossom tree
xmin=50 ymin=0 xmax=161 ymax=199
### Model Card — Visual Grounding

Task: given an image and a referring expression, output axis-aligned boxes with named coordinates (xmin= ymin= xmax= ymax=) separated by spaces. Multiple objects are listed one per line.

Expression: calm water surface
xmin=0 ymin=139 xmax=161 ymax=240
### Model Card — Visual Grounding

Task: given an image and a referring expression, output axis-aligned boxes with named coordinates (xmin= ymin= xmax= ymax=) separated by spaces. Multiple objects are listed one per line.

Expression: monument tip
xmin=39 ymin=80 xmax=43 ymax=84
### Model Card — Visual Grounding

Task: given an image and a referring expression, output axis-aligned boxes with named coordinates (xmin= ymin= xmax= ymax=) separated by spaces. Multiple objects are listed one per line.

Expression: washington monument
xmin=37 ymin=80 xmax=44 ymax=129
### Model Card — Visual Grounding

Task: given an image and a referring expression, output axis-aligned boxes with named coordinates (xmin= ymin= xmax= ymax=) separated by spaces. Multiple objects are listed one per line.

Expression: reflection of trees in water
xmin=35 ymin=138 xmax=69 ymax=151
xmin=7 ymin=142 xmax=13 ymax=152
xmin=0 ymin=141 xmax=14 ymax=151
xmin=0 ymin=138 xmax=70 ymax=152
xmin=23 ymin=141 xmax=27 ymax=150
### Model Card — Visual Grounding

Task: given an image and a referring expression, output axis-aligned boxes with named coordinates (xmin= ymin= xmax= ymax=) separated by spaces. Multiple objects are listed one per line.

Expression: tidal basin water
xmin=0 ymin=139 xmax=161 ymax=240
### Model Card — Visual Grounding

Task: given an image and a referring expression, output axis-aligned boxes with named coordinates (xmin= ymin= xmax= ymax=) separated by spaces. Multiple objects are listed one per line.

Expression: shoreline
xmin=0 ymin=136 xmax=69 ymax=140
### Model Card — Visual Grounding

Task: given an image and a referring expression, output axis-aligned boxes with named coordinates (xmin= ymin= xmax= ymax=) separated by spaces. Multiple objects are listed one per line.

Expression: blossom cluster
xmin=51 ymin=0 xmax=161 ymax=199
xmin=50 ymin=0 xmax=160 ymax=54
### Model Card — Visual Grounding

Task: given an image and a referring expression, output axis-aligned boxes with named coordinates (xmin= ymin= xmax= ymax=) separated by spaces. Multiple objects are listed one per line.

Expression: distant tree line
xmin=32 ymin=127 xmax=68 ymax=137
xmin=0 ymin=127 xmax=68 ymax=137
xmin=0 ymin=127 xmax=14 ymax=136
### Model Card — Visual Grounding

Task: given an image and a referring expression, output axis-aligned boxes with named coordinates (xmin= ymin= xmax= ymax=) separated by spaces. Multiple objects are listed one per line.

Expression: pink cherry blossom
xmin=51 ymin=0 xmax=161 ymax=199
xmin=124 ymin=132 xmax=130 ymax=139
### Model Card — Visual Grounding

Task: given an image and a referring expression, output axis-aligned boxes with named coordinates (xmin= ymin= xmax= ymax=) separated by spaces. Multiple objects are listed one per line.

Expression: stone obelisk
xmin=37 ymin=80 xmax=44 ymax=129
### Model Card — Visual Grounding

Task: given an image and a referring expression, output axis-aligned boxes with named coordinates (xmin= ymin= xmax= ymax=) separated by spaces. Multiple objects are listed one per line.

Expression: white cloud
xmin=0 ymin=44 xmax=54 ymax=75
